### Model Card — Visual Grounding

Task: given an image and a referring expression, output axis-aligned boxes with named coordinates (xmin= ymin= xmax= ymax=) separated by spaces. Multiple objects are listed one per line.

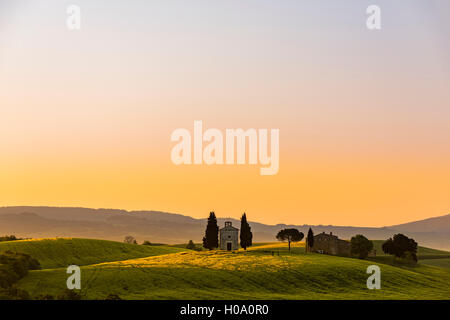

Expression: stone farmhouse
xmin=309 ymin=232 xmax=351 ymax=256
xmin=219 ymin=221 xmax=239 ymax=251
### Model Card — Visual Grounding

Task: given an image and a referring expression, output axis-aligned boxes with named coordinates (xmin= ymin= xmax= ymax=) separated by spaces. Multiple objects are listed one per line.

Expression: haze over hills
xmin=386 ymin=214 xmax=450 ymax=233
xmin=0 ymin=206 xmax=449 ymax=250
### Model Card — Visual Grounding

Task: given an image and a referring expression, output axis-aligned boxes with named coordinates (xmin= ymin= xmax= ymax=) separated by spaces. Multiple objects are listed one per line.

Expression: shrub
xmin=105 ymin=293 xmax=122 ymax=300
xmin=186 ymin=240 xmax=196 ymax=250
xmin=56 ymin=289 xmax=82 ymax=300
xmin=34 ymin=294 xmax=55 ymax=300
xmin=0 ymin=287 xmax=30 ymax=300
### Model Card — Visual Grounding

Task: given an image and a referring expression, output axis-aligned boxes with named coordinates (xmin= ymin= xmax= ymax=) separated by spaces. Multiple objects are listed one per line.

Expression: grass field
xmin=0 ymin=238 xmax=187 ymax=269
xmin=5 ymin=239 xmax=449 ymax=300
xmin=420 ymin=258 xmax=450 ymax=269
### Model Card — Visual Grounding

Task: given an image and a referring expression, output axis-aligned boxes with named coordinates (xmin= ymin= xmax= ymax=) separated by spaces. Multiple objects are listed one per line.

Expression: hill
xmin=16 ymin=241 xmax=450 ymax=300
xmin=389 ymin=214 xmax=450 ymax=233
xmin=0 ymin=238 xmax=186 ymax=269
xmin=0 ymin=206 xmax=449 ymax=250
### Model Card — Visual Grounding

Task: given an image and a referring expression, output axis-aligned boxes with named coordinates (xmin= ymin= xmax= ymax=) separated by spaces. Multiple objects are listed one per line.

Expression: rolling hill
xmin=389 ymin=214 xmax=450 ymax=233
xmin=12 ymin=239 xmax=450 ymax=300
xmin=0 ymin=206 xmax=449 ymax=250
xmin=0 ymin=238 xmax=186 ymax=269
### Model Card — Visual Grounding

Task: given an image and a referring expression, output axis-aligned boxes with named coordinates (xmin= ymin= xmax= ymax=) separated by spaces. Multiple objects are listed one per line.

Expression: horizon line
xmin=1 ymin=205 xmax=448 ymax=229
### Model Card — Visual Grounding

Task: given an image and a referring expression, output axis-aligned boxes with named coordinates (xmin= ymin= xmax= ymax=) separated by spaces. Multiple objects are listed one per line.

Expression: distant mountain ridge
xmin=387 ymin=214 xmax=450 ymax=233
xmin=0 ymin=206 xmax=449 ymax=250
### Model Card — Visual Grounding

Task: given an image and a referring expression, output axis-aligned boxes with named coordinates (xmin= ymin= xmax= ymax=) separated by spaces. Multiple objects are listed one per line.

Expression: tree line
xmin=275 ymin=227 xmax=418 ymax=262
xmin=122 ymin=211 xmax=419 ymax=262
xmin=0 ymin=251 xmax=40 ymax=299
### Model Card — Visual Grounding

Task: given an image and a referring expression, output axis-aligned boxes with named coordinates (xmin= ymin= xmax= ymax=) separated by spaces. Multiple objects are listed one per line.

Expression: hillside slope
xmin=16 ymin=242 xmax=450 ymax=300
xmin=0 ymin=238 xmax=187 ymax=269
xmin=389 ymin=214 xmax=450 ymax=233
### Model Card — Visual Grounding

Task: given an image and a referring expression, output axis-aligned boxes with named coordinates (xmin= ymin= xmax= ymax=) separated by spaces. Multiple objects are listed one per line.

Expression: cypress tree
xmin=240 ymin=213 xmax=253 ymax=250
xmin=202 ymin=211 xmax=219 ymax=250
xmin=306 ymin=228 xmax=314 ymax=253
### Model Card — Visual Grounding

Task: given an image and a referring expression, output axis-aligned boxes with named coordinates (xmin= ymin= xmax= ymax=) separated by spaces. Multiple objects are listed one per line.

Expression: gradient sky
xmin=0 ymin=0 xmax=449 ymax=226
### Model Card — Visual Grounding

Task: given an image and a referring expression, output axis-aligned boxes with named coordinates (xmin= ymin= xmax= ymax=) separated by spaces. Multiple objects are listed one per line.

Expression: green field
xmin=420 ymin=258 xmax=450 ymax=269
xmin=0 ymin=238 xmax=187 ymax=269
xmin=3 ymin=238 xmax=448 ymax=300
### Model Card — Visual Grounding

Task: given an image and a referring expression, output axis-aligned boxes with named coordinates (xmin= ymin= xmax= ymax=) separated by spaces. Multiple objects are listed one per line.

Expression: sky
xmin=0 ymin=0 xmax=449 ymax=227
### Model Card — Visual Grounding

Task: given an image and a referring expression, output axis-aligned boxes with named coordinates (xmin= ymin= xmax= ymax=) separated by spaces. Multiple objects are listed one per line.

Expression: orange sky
xmin=0 ymin=1 xmax=449 ymax=226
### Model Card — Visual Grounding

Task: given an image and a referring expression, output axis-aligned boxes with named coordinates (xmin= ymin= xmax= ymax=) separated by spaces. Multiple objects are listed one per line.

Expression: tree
xmin=0 ymin=235 xmax=19 ymax=242
xmin=186 ymin=240 xmax=196 ymax=250
xmin=350 ymin=234 xmax=373 ymax=259
xmin=0 ymin=251 xmax=40 ymax=278
xmin=0 ymin=251 xmax=39 ymax=299
xmin=306 ymin=228 xmax=314 ymax=253
xmin=239 ymin=213 xmax=253 ymax=250
xmin=202 ymin=211 xmax=219 ymax=250
xmin=124 ymin=236 xmax=137 ymax=244
xmin=382 ymin=234 xmax=418 ymax=261
xmin=142 ymin=240 xmax=152 ymax=246
xmin=276 ymin=229 xmax=304 ymax=252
